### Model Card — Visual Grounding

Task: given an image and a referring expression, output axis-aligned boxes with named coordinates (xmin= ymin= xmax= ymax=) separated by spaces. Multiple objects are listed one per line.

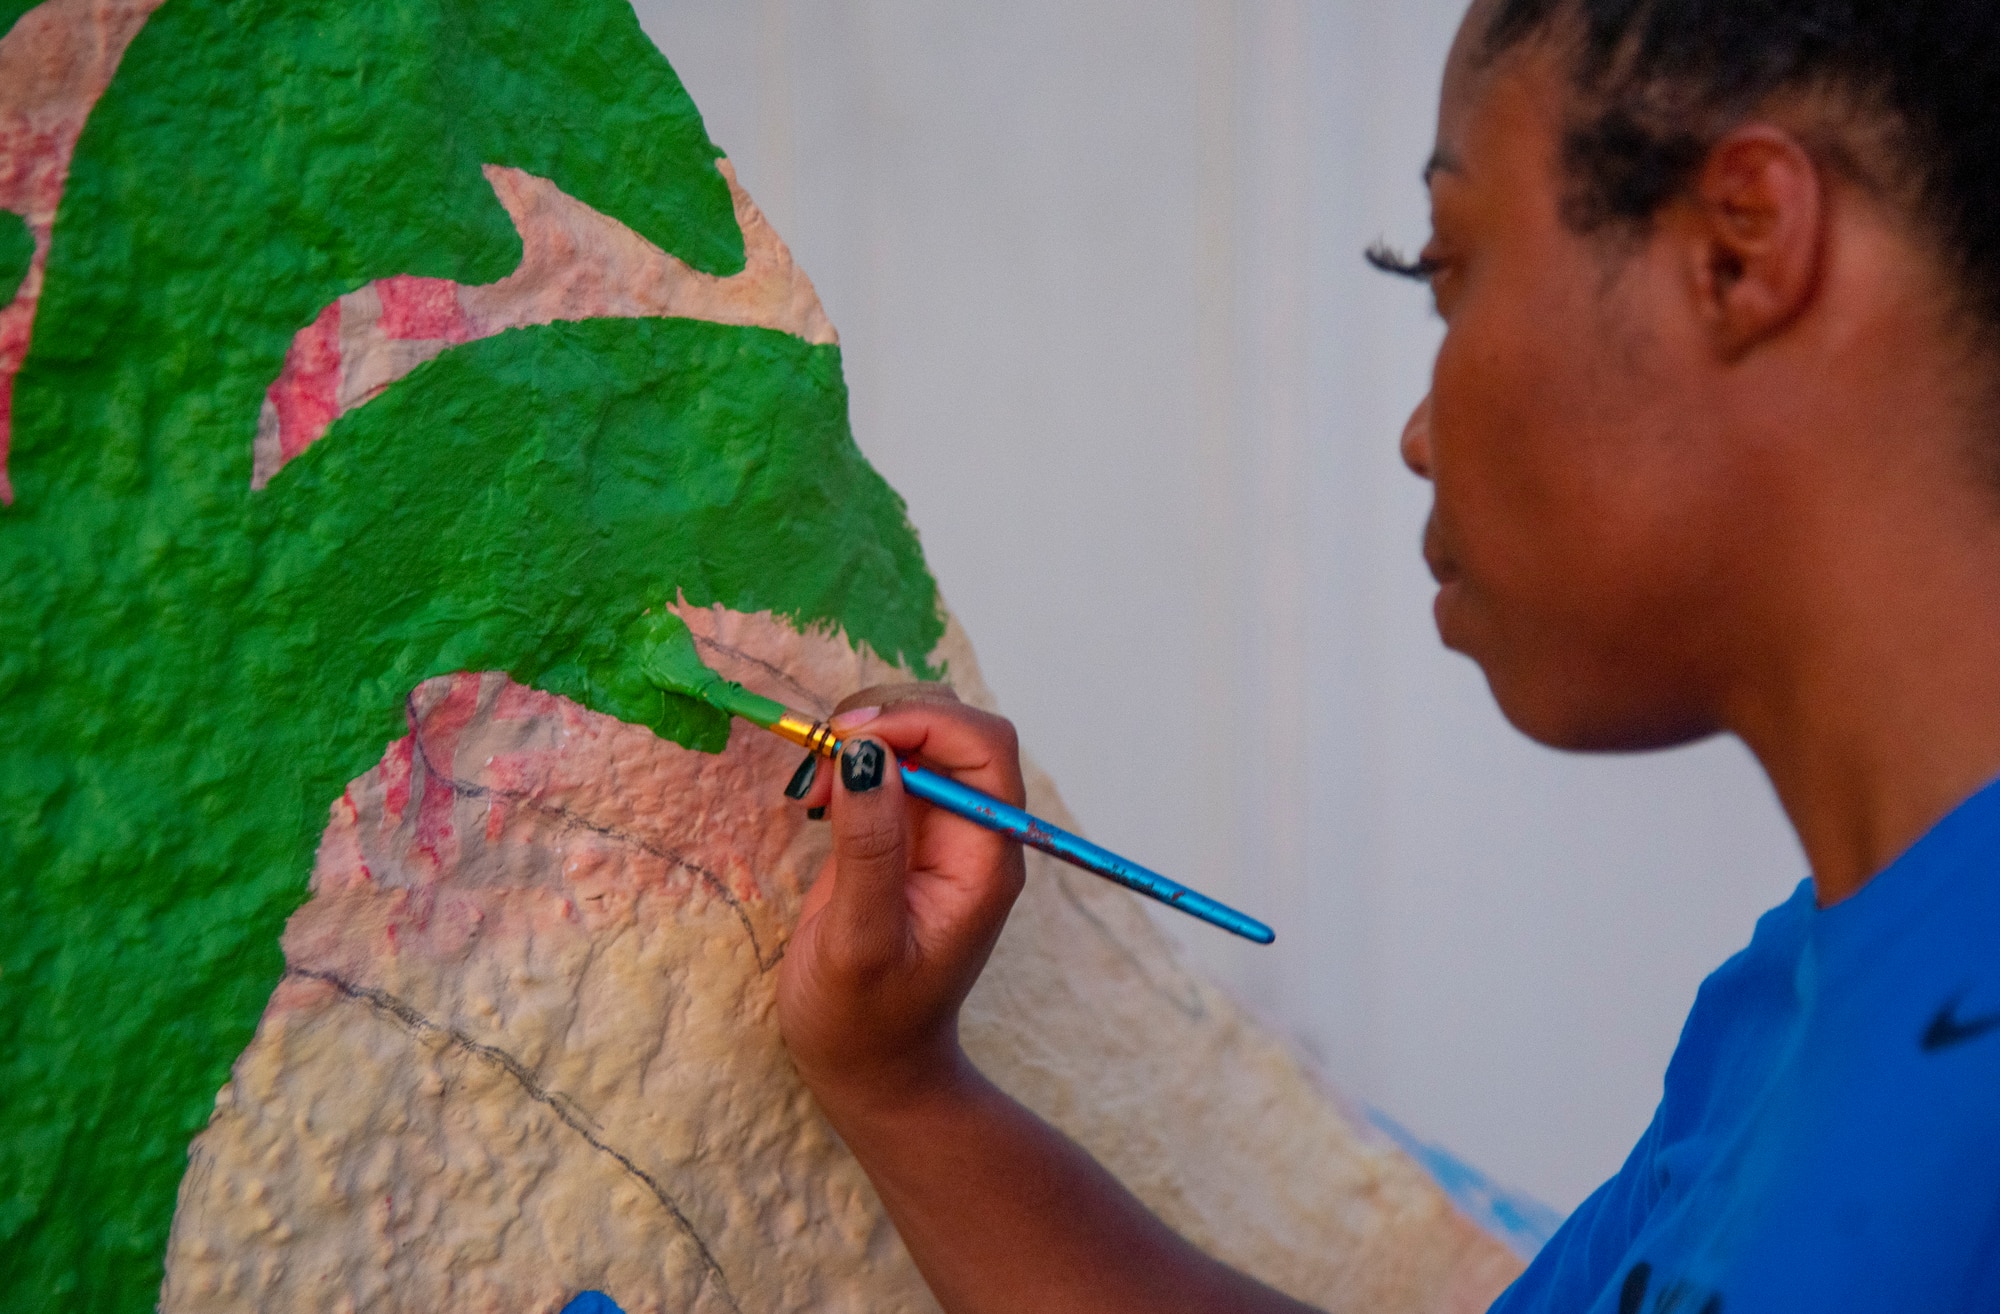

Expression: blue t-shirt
xmin=1492 ymin=777 xmax=2000 ymax=1314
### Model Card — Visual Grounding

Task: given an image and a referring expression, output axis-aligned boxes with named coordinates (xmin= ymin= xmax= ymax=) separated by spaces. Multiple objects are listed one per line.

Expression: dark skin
xmin=774 ymin=0 xmax=2000 ymax=1308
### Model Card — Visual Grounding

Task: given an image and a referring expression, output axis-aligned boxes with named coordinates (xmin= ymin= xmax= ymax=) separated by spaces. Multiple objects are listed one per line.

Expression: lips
xmin=1422 ymin=515 xmax=1460 ymax=585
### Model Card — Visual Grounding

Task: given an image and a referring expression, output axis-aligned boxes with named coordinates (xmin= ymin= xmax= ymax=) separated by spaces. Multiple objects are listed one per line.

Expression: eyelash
xmin=1364 ymin=240 xmax=1442 ymax=283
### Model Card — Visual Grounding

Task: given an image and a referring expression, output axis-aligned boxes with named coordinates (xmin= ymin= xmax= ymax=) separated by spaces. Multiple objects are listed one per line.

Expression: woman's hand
xmin=776 ymin=684 xmax=1029 ymax=1113
xmin=771 ymin=686 xmax=1335 ymax=1314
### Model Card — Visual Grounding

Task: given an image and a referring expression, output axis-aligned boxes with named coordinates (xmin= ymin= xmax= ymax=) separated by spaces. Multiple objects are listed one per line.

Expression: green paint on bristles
xmin=636 ymin=610 xmax=788 ymax=730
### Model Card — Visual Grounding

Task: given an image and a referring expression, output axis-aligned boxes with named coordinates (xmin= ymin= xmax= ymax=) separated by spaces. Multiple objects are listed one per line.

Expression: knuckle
xmin=824 ymin=909 xmax=909 ymax=983
xmin=842 ymin=934 xmax=903 ymax=982
xmin=946 ymin=703 xmax=1018 ymax=753
xmin=975 ymin=714 xmax=1025 ymax=786
xmin=838 ymin=813 xmax=906 ymax=866
xmin=991 ymin=716 xmax=1020 ymax=756
xmin=816 ymin=932 xmax=893 ymax=984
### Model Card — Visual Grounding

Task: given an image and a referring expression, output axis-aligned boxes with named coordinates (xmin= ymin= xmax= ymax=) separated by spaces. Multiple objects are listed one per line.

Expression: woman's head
xmin=1480 ymin=1 xmax=2000 ymax=328
xmin=1390 ymin=0 xmax=2000 ymax=753
xmin=1481 ymin=0 xmax=2000 ymax=347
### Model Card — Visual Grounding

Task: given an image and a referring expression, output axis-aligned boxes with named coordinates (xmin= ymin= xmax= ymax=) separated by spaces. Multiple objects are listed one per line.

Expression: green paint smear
xmin=0 ymin=210 xmax=29 ymax=307
xmin=0 ymin=0 xmax=943 ymax=1305
xmin=636 ymin=609 xmax=792 ymax=737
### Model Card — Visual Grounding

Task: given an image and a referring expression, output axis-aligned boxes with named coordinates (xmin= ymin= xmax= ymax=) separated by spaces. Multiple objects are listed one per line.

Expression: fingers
xmin=831 ymin=693 xmax=1023 ymax=808
xmin=784 ymin=752 xmax=821 ymax=800
xmin=823 ymin=735 xmax=913 ymax=968
xmin=781 ymin=683 xmax=1021 ymax=812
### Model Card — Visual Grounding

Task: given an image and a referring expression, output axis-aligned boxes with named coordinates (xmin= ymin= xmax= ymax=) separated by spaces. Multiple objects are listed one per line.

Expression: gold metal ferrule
xmin=773 ymin=711 xmax=842 ymax=757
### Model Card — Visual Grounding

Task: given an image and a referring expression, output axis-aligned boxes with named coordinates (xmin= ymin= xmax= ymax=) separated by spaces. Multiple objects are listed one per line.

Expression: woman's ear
xmin=1673 ymin=123 xmax=1826 ymax=361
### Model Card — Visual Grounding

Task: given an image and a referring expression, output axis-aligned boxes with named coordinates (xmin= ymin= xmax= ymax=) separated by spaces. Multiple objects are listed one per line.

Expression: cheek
xmin=1429 ymin=297 xmax=1744 ymax=744
xmin=1428 ymin=300 xmax=1585 ymax=582
xmin=1427 ymin=272 xmax=1702 ymax=650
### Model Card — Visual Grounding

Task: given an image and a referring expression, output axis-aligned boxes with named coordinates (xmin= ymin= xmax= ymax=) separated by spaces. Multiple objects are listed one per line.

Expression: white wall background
xmin=632 ymin=0 xmax=1806 ymax=1214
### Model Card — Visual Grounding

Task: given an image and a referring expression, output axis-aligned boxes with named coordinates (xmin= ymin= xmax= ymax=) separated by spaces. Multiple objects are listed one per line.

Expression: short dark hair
xmin=1483 ymin=0 xmax=2000 ymax=337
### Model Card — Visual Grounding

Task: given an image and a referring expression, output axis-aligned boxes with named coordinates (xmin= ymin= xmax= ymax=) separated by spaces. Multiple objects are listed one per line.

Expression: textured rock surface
xmin=162 ymin=606 xmax=1518 ymax=1313
xmin=5 ymin=0 xmax=1525 ymax=1307
xmin=162 ymin=606 xmax=899 ymax=1313
xmin=1 ymin=1 xmax=940 ymax=1298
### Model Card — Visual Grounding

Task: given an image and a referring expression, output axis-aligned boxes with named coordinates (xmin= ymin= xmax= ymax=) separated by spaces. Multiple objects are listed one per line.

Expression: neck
xmin=1727 ymin=415 xmax=2000 ymax=906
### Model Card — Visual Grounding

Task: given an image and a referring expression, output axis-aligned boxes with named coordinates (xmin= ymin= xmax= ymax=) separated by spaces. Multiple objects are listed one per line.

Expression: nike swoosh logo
xmin=1921 ymin=997 xmax=2000 ymax=1053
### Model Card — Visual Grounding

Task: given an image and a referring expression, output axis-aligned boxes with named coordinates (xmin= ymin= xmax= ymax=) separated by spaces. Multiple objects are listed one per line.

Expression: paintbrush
xmin=639 ymin=613 xmax=1275 ymax=945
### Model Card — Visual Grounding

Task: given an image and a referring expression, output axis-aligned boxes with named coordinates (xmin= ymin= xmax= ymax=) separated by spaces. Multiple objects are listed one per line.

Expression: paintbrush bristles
xmin=636 ymin=611 xmax=789 ymax=729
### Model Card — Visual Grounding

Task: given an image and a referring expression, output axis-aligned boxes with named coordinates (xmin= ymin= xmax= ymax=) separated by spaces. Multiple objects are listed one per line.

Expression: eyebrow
xmin=1422 ymin=148 xmax=1464 ymax=186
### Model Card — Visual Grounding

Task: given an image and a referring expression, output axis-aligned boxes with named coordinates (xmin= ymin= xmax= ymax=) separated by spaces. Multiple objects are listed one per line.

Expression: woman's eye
xmin=1364 ymin=240 xmax=1444 ymax=283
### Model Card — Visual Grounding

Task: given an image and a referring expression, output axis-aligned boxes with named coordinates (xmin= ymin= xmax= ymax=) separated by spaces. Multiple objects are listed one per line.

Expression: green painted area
xmin=0 ymin=210 xmax=29 ymax=306
xmin=637 ymin=609 xmax=793 ymax=743
xmin=0 ymin=0 xmax=943 ymax=1306
xmin=24 ymin=0 xmax=743 ymax=440
xmin=0 ymin=0 xmax=39 ymax=39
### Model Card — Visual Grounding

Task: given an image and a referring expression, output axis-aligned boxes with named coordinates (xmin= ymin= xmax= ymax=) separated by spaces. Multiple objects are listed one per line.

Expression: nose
xmin=1400 ymin=394 xmax=1434 ymax=480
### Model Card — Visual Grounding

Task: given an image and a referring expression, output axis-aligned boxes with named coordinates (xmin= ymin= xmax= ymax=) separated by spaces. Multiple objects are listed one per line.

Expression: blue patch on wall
xmin=1369 ymin=1109 xmax=1567 ymax=1260
xmin=560 ymin=1294 xmax=626 ymax=1314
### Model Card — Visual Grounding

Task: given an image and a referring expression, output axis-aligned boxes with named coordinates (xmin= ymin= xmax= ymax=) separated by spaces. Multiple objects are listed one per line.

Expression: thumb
xmin=826 ymin=736 xmax=911 ymax=969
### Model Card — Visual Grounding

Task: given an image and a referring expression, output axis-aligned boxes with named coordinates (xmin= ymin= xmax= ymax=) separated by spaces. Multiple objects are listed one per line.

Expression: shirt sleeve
xmin=1484 ymin=1106 xmax=1664 ymax=1314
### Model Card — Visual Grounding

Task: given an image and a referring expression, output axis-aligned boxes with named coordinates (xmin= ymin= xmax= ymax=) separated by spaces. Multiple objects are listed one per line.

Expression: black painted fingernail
xmin=840 ymin=739 xmax=887 ymax=793
xmin=807 ymin=806 xmax=826 ymax=821
xmin=784 ymin=752 xmax=819 ymax=800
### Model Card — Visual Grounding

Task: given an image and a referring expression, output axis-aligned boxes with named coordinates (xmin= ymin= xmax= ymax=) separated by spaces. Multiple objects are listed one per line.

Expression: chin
xmin=1442 ymin=594 xmax=1724 ymax=752
xmin=1481 ymin=663 xmax=1721 ymax=755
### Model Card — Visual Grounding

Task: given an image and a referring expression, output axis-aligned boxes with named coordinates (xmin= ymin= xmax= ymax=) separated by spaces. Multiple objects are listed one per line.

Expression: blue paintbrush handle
xmin=897 ymin=761 xmax=1276 ymax=945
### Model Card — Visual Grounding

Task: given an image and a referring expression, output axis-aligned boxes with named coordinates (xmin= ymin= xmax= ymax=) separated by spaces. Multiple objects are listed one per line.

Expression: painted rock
xmin=0 ymin=1 xmax=1526 ymax=1309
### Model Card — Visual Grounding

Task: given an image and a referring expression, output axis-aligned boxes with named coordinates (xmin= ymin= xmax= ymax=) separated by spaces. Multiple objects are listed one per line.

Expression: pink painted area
xmin=379 ymin=736 xmax=416 ymax=826
xmin=0 ymin=309 xmax=25 ymax=505
xmin=490 ymin=678 xmax=549 ymax=724
xmin=478 ymin=749 xmax=542 ymax=842
xmin=373 ymin=274 xmax=473 ymax=343
xmin=253 ymin=275 xmax=475 ymax=484
xmin=267 ymin=301 xmax=342 ymax=465
xmin=284 ymin=665 xmax=817 ymax=978
xmin=284 ymin=617 xmax=898 ymax=988
xmin=408 ymin=672 xmax=483 ymax=879
xmin=310 ymin=790 xmax=373 ymax=897
xmin=0 ymin=119 xmax=71 ymax=215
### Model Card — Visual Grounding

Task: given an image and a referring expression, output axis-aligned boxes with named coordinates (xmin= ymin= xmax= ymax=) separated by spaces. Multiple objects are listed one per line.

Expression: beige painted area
xmin=331 ymin=159 xmax=838 ymax=441
xmin=162 ymin=606 xmax=1517 ymax=1313
xmin=249 ymin=159 xmax=835 ymax=489
xmin=463 ymin=158 xmax=837 ymax=347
